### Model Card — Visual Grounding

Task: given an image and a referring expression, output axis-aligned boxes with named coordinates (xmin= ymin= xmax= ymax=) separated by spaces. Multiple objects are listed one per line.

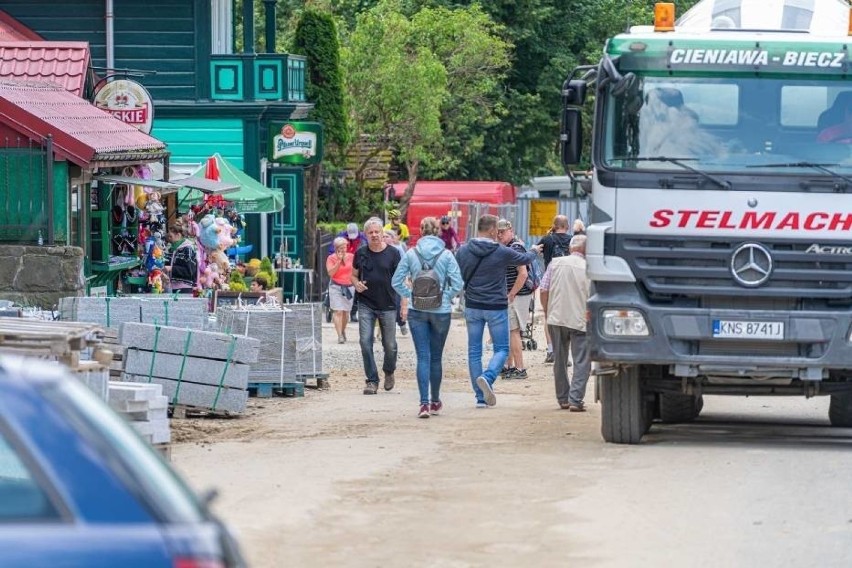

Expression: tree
xmin=342 ymin=0 xmax=511 ymax=217
xmin=342 ymin=0 xmax=447 ymax=215
xmin=292 ymin=9 xmax=350 ymax=270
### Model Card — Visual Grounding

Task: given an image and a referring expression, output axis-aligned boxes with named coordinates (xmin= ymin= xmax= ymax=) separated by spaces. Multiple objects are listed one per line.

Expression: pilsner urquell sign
xmin=268 ymin=121 xmax=323 ymax=165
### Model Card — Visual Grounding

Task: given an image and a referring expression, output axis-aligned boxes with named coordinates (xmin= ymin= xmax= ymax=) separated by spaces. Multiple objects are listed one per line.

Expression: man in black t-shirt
xmin=537 ymin=215 xmax=574 ymax=364
xmin=352 ymin=217 xmax=403 ymax=395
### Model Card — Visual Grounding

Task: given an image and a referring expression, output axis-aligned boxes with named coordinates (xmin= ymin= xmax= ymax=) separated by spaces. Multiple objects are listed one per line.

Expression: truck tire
xmin=828 ymin=394 xmax=852 ymax=427
xmin=659 ymin=393 xmax=703 ymax=424
xmin=600 ymin=365 xmax=646 ymax=444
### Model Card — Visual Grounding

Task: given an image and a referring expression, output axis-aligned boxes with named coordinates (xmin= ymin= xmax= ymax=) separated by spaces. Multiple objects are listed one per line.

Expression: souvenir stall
xmin=92 ymin=167 xmax=240 ymax=296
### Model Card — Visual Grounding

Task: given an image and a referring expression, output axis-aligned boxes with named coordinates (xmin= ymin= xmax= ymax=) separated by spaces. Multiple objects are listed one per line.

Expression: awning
xmin=93 ymin=174 xmax=181 ymax=192
xmin=94 ymin=174 xmax=239 ymax=197
xmin=179 ymin=153 xmax=284 ymax=213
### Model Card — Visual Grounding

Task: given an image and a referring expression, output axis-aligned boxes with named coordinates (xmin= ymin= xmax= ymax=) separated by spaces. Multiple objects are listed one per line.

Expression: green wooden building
xmin=0 ymin=0 xmax=313 ymax=276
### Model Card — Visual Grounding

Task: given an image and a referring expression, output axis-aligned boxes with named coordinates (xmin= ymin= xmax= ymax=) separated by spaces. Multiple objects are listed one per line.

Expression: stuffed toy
xmin=148 ymin=268 xmax=165 ymax=294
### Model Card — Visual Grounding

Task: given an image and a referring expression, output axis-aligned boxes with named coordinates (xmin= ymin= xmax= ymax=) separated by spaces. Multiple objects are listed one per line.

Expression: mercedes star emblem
xmin=730 ymin=243 xmax=773 ymax=287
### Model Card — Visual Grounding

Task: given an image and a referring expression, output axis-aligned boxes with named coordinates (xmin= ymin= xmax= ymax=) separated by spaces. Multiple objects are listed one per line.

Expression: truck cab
xmin=562 ymin=0 xmax=852 ymax=443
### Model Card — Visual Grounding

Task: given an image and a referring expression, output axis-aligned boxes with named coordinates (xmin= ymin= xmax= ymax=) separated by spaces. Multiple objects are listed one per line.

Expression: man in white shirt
xmin=539 ymin=235 xmax=591 ymax=411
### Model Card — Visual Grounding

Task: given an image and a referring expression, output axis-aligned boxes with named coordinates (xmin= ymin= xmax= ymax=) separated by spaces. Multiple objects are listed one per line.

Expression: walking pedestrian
xmin=456 ymin=214 xmax=540 ymax=408
xmin=536 ymin=215 xmax=574 ymax=363
xmin=351 ymin=217 xmax=403 ymax=395
xmin=384 ymin=229 xmax=409 ymax=336
xmin=497 ymin=219 xmax=534 ymax=380
xmin=392 ymin=217 xmax=463 ymax=418
xmin=439 ymin=215 xmax=459 ymax=251
xmin=326 ymin=237 xmax=355 ymax=344
xmin=329 ymin=222 xmax=367 ymax=322
xmin=539 ymin=235 xmax=591 ymax=411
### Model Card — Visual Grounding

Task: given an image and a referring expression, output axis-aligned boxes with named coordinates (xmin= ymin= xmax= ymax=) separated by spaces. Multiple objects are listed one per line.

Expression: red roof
xmin=0 ymin=11 xmax=42 ymax=42
xmin=392 ymin=181 xmax=516 ymax=203
xmin=0 ymin=79 xmax=166 ymax=167
xmin=0 ymin=42 xmax=90 ymax=96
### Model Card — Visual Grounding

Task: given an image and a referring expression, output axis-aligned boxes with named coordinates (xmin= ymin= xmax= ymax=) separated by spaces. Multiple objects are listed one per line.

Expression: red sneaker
xmin=418 ymin=404 xmax=430 ymax=418
xmin=430 ymin=401 xmax=443 ymax=416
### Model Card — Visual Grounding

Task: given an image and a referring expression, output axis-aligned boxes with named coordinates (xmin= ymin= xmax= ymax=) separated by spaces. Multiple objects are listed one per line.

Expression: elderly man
xmin=456 ymin=214 xmax=539 ymax=408
xmin=352 ymin=217 xmax=403 ymax=395
xmin=539 ymin=234 xmax=591 ymax=411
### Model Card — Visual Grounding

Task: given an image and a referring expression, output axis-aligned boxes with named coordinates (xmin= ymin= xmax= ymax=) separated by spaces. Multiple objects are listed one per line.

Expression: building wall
xmin=0 ymin=0 xmax=204 ymax=100
xmin=152 ymin=118 xmax=244 ymax=168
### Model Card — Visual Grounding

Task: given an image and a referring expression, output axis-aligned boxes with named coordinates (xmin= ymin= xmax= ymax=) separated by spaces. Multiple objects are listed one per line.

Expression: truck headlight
xmin=601 ymin=309 xmax=649 ymax=337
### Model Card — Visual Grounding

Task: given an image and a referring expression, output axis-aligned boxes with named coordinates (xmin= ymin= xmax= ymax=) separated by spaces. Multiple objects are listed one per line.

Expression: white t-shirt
xmin=542 ymin=254 xmax=589 ymax=332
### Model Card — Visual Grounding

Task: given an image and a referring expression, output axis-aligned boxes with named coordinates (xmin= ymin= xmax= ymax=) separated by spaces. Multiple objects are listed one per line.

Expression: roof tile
xmin=0 ymin=42 xmax=91 ymax=96
xmin=0 ymin=79 xmax=166 ymax=166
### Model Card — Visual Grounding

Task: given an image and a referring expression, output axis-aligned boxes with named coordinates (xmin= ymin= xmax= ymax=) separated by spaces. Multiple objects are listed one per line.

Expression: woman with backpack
xmin=392 ymin=217 xmax=464 ymax=419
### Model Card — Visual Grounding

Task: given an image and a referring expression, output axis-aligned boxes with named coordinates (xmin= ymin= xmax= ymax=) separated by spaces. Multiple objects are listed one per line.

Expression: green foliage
xmin=293 ymin=9 xmax=351 ymax=164
xmin=319 ymin=181 xmax=385 ymax=222
xmin=259 ymin=256 xmax=277 ymax=287
xmin=229 ymin=270 xmax=248 ymax=292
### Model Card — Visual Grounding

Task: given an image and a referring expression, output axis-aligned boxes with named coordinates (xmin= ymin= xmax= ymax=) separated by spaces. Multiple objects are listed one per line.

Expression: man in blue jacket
xmin=456 ymin=214 xmax=540 ymax=408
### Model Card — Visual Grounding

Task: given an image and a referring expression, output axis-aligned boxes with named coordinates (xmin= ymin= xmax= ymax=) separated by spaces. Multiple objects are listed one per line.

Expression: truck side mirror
xmin=562 ymin=79 xmax=587 ymax=106
xmin=560 ymin=108 xmax=582 ymax=166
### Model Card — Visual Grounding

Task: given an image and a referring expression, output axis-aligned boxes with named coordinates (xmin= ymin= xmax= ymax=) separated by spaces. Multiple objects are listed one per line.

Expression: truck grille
xmin=619 ymin=236 xmax=852 ymax=300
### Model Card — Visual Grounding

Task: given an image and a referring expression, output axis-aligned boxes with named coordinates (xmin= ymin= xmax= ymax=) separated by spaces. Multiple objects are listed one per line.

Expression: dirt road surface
xmin=171 ymin=313 xmax=852 ymax=567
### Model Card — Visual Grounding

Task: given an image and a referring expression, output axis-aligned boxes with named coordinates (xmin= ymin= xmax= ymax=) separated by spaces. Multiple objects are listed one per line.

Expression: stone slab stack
xmin=59 ymin=296 xmax=209 ymax=331
xmin=216 ymin=303 xmax=323 ymax=384
xmin=119 ymin=322 xmax=260 ymax=415
xmin=107 ymin=381 xmax=170 ymax=445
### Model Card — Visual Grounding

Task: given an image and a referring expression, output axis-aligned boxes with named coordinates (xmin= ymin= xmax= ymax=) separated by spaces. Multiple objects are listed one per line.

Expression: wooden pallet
xmin=247 ymin=381 xmax=305 ymax=398
xmin=169 ymin=404 xmax=239 ymax=419
xmin=298 ymin=372 xmax=330 ymax=390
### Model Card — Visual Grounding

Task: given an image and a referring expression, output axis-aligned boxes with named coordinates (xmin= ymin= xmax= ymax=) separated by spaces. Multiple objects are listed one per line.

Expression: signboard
xmin=268 ymin=122 xmax=324 ymax=165
xmin=93 ymin=79 xmax=155 ymax=134
xmin=529 ymin=200 xmax=559 ymax=236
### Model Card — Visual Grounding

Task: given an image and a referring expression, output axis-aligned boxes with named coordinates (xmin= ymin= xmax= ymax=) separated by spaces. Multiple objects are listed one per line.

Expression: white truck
xmin=561 ymin=0 xmax=852 ymax=443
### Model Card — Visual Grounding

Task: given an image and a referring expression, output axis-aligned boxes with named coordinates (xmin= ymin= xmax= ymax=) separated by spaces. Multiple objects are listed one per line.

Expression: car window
xmin=45 ymin=379 xmax=206 ymax=524
xmin=0 ymin=429 xmax=60 ymax=522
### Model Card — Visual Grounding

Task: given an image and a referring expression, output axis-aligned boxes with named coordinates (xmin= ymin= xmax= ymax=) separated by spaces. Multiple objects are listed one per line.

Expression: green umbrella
xmin=180 ymin=153 xmax=284 ymax=214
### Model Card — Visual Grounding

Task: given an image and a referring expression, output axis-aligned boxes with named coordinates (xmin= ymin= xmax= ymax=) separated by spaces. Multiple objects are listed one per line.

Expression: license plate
xmin=712 ymin=320 xmax=784 ymax=340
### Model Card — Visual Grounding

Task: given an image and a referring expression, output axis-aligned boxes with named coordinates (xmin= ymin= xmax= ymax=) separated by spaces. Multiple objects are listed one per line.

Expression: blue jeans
xmin=358 ymin=305 xmax=398 ymax=383
xmin=407 ymin=310 xmax=452 ymax=405
xmin=465 ymin=307 xmax=510 ymax=404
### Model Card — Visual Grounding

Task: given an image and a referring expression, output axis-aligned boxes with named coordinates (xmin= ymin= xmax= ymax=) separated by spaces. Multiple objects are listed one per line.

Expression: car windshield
xmin=43 ymin=379 xmax=206 ymax=524
xmin=601 ymin=75 xmax=852 ymax=174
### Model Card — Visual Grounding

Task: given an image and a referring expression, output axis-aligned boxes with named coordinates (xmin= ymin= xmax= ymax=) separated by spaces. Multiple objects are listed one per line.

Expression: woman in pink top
xmin=326 ymin=237 xmax=356 ymax=343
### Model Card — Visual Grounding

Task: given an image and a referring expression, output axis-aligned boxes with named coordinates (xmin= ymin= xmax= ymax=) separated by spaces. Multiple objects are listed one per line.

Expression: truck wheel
xmin=829 ymin=394 xmax=852 ymax=427
xmin=600 ymin=365 xmax=646 ymax=444
xmin=659 ymin=393 xmax=702 ymax=423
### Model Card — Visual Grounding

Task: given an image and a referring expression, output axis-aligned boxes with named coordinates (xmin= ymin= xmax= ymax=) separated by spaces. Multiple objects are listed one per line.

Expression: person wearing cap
xmin=329 ymin=222 xmax=367 ymax=322
xmin=384 ymin=209 xmax=410 ymax=244
xmin=329 ymin=222 xmax=367 ymax=255
xmin=439 ymin=215 xmax=459 ymax=252
xmin=456 ymin=214 xmax=541 ymax=408
xmin=497 ymin=219 xmax=534 ymax=380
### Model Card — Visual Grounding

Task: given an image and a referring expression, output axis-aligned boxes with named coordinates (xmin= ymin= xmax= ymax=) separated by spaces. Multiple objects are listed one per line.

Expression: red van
xmin=390 ymin=181 xmax=516 ymax=244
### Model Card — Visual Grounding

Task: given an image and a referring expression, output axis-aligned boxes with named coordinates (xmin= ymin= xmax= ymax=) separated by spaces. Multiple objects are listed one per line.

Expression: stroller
xmin=520 ymin=294 xmax=538 ymax=351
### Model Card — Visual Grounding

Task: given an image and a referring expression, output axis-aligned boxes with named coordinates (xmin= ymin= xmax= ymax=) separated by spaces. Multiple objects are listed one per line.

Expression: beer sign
xmin=267 ymin=121 xmax=323 ymax=165
xmin=93 ymin=79 xmax=154 ymax=134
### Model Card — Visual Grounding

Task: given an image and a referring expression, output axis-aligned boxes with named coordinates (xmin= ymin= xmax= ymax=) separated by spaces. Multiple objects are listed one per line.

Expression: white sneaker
xmin=476 ymin=376 xmax=496 ymax=407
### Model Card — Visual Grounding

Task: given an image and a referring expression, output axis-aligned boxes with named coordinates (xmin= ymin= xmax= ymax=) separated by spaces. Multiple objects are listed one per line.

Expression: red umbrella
xmin=205 ymin=156 xmax=220 ymax=181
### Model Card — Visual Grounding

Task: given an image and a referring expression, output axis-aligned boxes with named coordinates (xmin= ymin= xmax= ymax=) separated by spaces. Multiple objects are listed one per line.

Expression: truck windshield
xmin=602 ymin=75 xmax=852 ymax=175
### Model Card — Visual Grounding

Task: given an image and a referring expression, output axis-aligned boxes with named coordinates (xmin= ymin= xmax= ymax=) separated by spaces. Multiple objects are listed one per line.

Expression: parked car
xmin=0 ymin=356 xmax=246 ymax=568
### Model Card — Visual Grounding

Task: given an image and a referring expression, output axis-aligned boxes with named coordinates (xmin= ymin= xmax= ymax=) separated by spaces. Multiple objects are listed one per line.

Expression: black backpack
xmin=410 ymin=249 xmax=447 ymax=310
